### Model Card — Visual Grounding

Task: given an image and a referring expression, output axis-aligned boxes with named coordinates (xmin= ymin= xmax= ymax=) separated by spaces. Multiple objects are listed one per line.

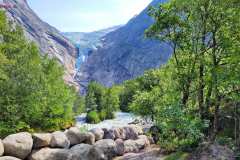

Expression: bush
xmin=99 ymin=110 xmax=107 ymax=121
xmin=86 ymin=111 xmax=101 ymax=124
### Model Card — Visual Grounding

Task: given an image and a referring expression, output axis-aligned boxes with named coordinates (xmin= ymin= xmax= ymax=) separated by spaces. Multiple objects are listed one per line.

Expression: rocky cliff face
xmin=4 ymin=0 xmax=78 ymax=88
xmin=63 ymin=25 xmax=121 ymax=69
xmin=77 ymin=0 xmax=172 ymax=88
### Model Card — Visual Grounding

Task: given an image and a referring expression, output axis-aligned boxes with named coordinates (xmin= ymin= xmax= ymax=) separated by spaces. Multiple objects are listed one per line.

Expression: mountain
xmin=62 ymin=26 xmax=121 ymax=69
xmin=4 ymin=0 xmax=78 ymax=88
xmin=77 ymin=0 xmax=172 ymax=89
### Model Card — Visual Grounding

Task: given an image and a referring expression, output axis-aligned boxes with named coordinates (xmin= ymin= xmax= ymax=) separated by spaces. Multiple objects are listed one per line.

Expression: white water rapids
xmin=75 ymin=112 xmax=140 ymax=130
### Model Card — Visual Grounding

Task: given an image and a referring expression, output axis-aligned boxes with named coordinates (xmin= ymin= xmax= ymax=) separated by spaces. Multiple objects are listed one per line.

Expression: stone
xmin=28 ymin=148 xmax=72 ymax=160
xmin=50 ymin=131 xmax=70 ymax=149
xmin=131 ymin=125 xmax=143 ymax=135
xmin=65 ymin=127 xmax=86 ymax=146
xmin=90 ymin=128 xmax=104 ymax=141
xmin=190 ymin=142 xmax=235 ymax=160
xmin=112 ymin=128 xmax=126 ymax=140
xmin=71 ymin=144 xmax=106 ymax=160
xmin=115 ymin=139 xmax=124 ymax=156
xmin=0 ymin=139 xmax=4 ymax=156
xmin=0 ymin=157 xmax=21 ymax=160
xmin=103 ymin=129 xmax=116 ymax=140
xmin=84 ymin=132 xmax=95 ymax=145
xmin=3 ymin=132 xmax=33 ymax=159
xmin=123 ymin=140 xmax=139 ymax=153
xmin=32 ymin=133 xmax=52 ymax=149
xmin=138 ymin=135 xmax=150 ymax=147
xmin=123 ymin=126 xmax=138 ymax=140
xmin=94 ymin=139 xmax=118 ymax=159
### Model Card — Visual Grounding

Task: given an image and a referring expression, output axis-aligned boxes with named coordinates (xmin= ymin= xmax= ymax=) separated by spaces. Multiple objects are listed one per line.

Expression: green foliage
xmin=86 ymin=111 xmax=101 ymax=124
xmin=85 ymin=81 xmax=105 ymax=111
xmin=73 ymin=95 xmax=85 ymax=115
xmin=103 ymin=88 xmax=120 ymax=119
xmin=85 ymin=82 xmax=120 ymax=123
xmin=142 ymin=0 xmax=240 ymax=151
xmin=0 ymin=11 xmax=76 ymax=137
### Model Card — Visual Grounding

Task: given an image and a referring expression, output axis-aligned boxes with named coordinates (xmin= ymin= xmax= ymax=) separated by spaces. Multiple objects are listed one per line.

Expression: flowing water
xmin=75 ymin=112 xmax=139 ymax=130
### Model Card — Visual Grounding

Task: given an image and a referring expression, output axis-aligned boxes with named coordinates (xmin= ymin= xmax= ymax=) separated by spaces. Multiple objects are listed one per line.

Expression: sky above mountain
xmin=28 ymin=0 xmax=152 ymax=32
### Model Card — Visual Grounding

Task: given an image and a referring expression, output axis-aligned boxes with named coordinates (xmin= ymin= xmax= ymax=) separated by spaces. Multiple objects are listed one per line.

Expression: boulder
xmin=123 ymin=140 xmax=139 ymax=153
xmin=0 ymin=139 xmax=4 ymax=156
xmin=129 ymin=125 xmax=143 ymax=135
xmin=123 ymin=126 xmax=138 ymax=140
xmin=115 ymin=139 xmax=124 ymax=156
xmin=71 ymin=144 xmax=106 ymax=160
xmin=103 ymin=129 xmax=115 ymax=140
xmin=112 ymin=128 xmax=126 ymax=140
xmin=84 ymin=132 xmax=95 ymax=145
xmin=138 ymin=135 xmax=150 ymax=147
xmin=94 ymin=139 xmax=118 ymax=159
xmin=3 ymin=132 xmax=33 ymax=159
xmin=190 ymin=142 xmax=235 ymax=160
xmin=65 ymin=127 xmax=86 ymax=146
xmin=50 ymin=131 xmax=70 ymax=149
xmin=90 ymin=128 xmax=104 ymax=141
xmin=32 ymin=133 xmax=52 ymax=149
xmin=28 ymin=148 xmax=72 ymax=160
xmin=0 ymin=157 xmax=21 ymax=160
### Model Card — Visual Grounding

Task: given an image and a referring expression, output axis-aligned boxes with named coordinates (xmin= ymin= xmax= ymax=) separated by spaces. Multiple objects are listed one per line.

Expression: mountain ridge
xmin=77 ymin=0 xmax=172 ymax=89
xmin=4 ymin=0 xmax=79 ymax=88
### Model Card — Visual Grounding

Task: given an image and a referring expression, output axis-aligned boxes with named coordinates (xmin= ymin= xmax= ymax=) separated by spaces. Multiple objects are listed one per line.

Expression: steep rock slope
xmin=63 ymin=25 xmax=121 ymax=69
xmin=77 ymin=0 xmax=172 ymax=88
xmin=4 ymin=0 xmax=78 ymax=87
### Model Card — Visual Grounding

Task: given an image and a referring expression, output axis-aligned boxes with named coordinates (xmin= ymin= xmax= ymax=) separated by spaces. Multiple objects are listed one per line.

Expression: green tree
xmin=145 ymin=0 xmax=240 ymax=147
xmin=85 ymin=81 xmax=105 ymax=112
xmin=0 ymin=11 xmax=76 ymax=137
xmin=103 ymin=88 xmax=120 ymax=119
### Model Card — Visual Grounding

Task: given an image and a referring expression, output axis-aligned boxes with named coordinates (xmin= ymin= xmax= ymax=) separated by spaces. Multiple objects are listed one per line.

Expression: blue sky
xmin=28 ymin=0 xmax=152 ymax=32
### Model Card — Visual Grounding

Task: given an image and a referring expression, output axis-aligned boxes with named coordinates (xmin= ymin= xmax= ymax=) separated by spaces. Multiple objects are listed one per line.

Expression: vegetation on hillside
xmin=85 ymin=81 xmax=120 ymax=123
xmin=0 ymin=11 xmax=78 ymax=137
xmin=130 ymin=0 xmax=239 ymax=152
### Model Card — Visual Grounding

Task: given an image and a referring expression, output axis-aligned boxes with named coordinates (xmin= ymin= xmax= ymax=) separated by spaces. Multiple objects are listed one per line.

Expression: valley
xmin=0 ymin=0 xmax=239 ymax=160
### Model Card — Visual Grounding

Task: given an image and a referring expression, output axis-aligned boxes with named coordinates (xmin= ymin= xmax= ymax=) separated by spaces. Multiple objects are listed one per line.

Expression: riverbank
xmin=0 ymin=125 xmax=154 ymax=160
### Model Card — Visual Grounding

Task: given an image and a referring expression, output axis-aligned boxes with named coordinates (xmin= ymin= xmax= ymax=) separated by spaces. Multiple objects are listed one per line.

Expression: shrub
xmin=86 ymin=111 xmax=101 ymax=124
xmin=99 ymin=110 xmax=107 ymax=121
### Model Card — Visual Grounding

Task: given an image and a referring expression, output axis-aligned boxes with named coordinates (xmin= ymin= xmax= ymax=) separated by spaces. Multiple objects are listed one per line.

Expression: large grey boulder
xmin=90 ymin=128 xmax=104 ymax=141
xmin=65 ymin=127 xmax=95 ymax=145
xmin=123 ymin=126 xmax=138 ymax=140
xmin=3 ymin=132 xmax=33 ymax=159
xmin=115 ymin=139 xmax=124 ymax=156
xmin=84 ymin=132 xmax=95 ymax=145
xmin=138 ymin=135 xmax=150 ymax=147
xmin=0 ymin=139 xmax=4 ymax=156
xmin=123 ymin=140 xmax=140 ymax=153
xmin=103 ymin=129 xmax=116 ymax=140
xmin=32 ymin=133 xmax=52 ymax=149
xmin=94 ymin=139 xmax=118 ymax=159
xmin=71 ymin=144 xmax=106 ymax=160
xmin=0 ymin=157 xmax=21 ymax=160
xmin=190 ymin=142 xmax=235 ymax=160
xmin=112 ymin=128 xmax=126 ymax=140
xmin=65 ymin=127 xmax=86 ymax=146
xmin=50 ymin=131 xmax=70 ymax=149
xmin=123 ymin=135 xmax=150 ymax=153
xmin=28 ymin=148 xmax=72 ymax=160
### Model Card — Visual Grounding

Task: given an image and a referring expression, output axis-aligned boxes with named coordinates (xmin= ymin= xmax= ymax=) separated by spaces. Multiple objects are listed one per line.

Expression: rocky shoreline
xmin=0 ymin=125 xmax=154 ymax=160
